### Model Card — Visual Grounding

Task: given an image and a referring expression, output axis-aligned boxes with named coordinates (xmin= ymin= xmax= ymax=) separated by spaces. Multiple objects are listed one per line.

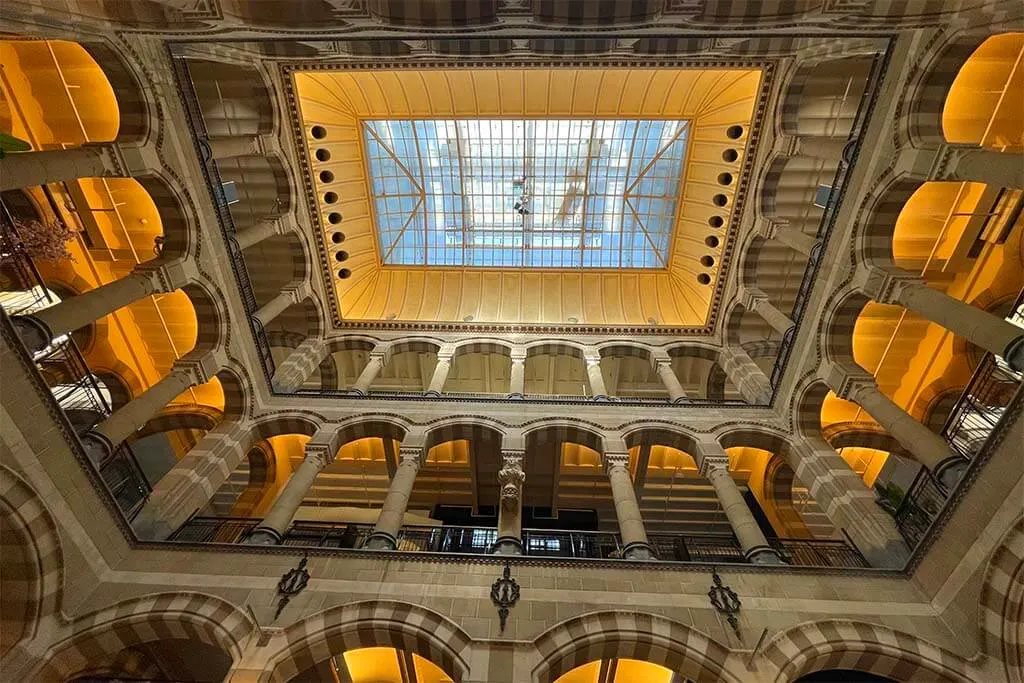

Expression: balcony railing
xmin=1 ymin=200 xmax=151 ymax=520
xmin=168 ymin=517 xmax=868 ymax=568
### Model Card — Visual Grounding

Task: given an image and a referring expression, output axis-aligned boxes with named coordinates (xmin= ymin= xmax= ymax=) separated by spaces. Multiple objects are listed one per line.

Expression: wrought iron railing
xmin=892 ymin=468 xmax=949 ymax=549
xmin=168 ymin=517 xmax=868 ymax=567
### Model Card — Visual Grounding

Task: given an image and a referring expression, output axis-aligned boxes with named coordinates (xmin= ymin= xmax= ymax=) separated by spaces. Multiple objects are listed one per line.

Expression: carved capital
xmin=699 ymin=455 xmax=729 ymax=478
xmin=498 ymin=450 xmax=526 ymax=504
xmin=604 ymin=451 xmax=631 ymax=474
xmin=304 ymin=444 xmax=334 ymax=471
xmin=173 ymin=349 xmax=226 ymax=385
xmin=398 ymin=445 xmax=424 ymax=468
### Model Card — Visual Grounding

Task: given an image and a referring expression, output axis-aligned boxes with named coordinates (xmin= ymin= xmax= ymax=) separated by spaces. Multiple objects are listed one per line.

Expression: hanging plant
xmin=3 ymin=216 xmax=77 ymax=263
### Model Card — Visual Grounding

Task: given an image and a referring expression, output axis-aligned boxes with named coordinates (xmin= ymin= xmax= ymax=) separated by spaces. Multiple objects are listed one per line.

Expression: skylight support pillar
xmin=764 ymin=223 xmax=818 ymax=257
xmin=424 ymin=345 xmax=454 ymax=397
xmin=351 ymin=345 xmax=390 ymax=395
xmin=0 ymin=143 xmax=125 ymax=192
xmin=742 ymin=287 xmax=795 ymax=336
xmin=652 ymin=353 xmax=686 ymax=403
xmin=247 ymin=429 xmax=338 ymax=545
xmin=365 ymin=442 xmax=425 ymax=550
xmin=233 ymin=217 xmax=284 ymax=251
xmin=604 ymin=441 xmax=654 ymax=560
xmin=494 ymin=443 xmax=526 ymax=555
xmin=252 ymin=282 xmax=308 ymax=329
xmin=719 ymin=347 xmax=773 ymax=404
xmin=696 ymin=441 xmax=783 ymax=565
xmin=584 ymin=349 xmax=609 ymax=401
xmin=272 ymin=337 xmax=328 ymax=392
xmin=508 ymin=347 xmax=527 ymax=398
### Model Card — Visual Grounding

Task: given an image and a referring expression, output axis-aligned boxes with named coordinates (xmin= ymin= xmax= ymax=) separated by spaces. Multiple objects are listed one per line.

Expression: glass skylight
xmin=364 ymin=119 xmax=689 ymax=269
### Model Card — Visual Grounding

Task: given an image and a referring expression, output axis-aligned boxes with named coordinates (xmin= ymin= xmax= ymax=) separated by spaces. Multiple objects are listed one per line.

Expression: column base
xmin=491 ymin=536 xmax=523 ymax=555
xmin=1004 ymin=335 xmax=1024 ymax=373
xmin=745 ymin=546 xmax=784 ymax=565
xmin=670 ymin=397 xmax=689 ymax=404
xmin=590 ymin=395 xmax=610 ymax=402
xmin=79 ymin=431 xmax=114 ymax=466
xmin=423 ymin=390 xmax=441 ymax=398
xmin=10 ymin=314 xmax=52 ymax=354
xmin=507 ymin=393 xmax=524 ymax=400
xmin=245 ymin=527 xmax=283 ymax=545
xmin=343 ymin=388 xmax=366 ymax=397
xmin=934 ymin=455 xmax=969 ymax=492
xmin=363 ymin=531 xmax=397 ymax=550
xmin=622 ymin=541 xmax=656 ymax=560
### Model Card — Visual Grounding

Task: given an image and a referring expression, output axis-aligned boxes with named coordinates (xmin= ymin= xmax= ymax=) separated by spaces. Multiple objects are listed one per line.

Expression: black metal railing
xmin=892 ymin=468 xmax=949 ymax=549
xmin=169 ymin=517 xmax=869 ymax=567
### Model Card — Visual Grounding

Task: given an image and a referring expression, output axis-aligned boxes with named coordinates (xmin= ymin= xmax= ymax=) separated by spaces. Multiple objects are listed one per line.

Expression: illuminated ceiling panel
xmin=365 ymin=118 xmax=688 ymax=269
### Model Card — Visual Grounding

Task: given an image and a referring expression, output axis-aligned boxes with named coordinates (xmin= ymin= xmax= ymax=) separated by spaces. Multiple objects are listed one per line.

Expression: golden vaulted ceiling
xmin=294 ymin=67 xmax=762 ymax=328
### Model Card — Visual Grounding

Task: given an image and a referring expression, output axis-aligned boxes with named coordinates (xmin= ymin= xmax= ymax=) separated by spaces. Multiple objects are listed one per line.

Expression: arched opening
xmin=554 ymin=658 xmax=679 ymax=683
xmin=290 ymin=646 xmax=454 ymax=682
xmin=524 ymin=344 xmax=588 ymax=397
xmin=373 ymin=341 xmax=440 ymax=393
xmin=598 ymin=345 xmax=667 ymax=401
xmin=943 ymin=33 xmax=1024 ymax=149
xmin=446 ymin=342 xmax=512 ymax=396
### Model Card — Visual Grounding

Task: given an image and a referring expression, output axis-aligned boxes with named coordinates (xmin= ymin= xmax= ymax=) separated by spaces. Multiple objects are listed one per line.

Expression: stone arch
xmin=762 ymin=620 xmax=973 ymax=683
xmin=717 ymin=425 xmax=794 ymax=458
xmin=903 ymin=32 xmax=990 ymax=148
xmin=532 ymin=611 xmax=736 ymax=683
xmin=794 ymin=378 xmax=831 ymax=439
xmin=778 ymin=54 xmax=875 ymax=137
xmin=451 ymin=337 xmax=514 ymax=357
xmin=980 ymin=517 xmax=1024 ymax=682
xmin=243 ymin=233 xmax=311 ymax=308
xmin=230 ymin=442 xmax=278 ymax=517
xmin=621 ymin=423 xmax=701 ymax=457
xmin=523 ymin=419 xmax=605 ymax=454
xmin=759 ymin=157 xmax=789 ymax=219
xmin=215 ymin=366 xmax=249 ymax=422
xmin=135 ymin=404 xmax=223 ymax=439
xmin=855 ymin=176 xmax=926 ymax=267
xmin=261 ymin=600 xmax=472 ymax=683
xmin=135 ymin=172 xmax=192 ymax=261
xmin=822 ymin=422 xmax=905 ymax=457
xmin=335 ymin=415 xmax=410 ymax=449
xmin=178 ymin=280 xmax=225 ymax=353
xmin=79 ymin=41 xmax=152 ymax=145
xmin=0 ymin=466 xmax=64 ymax=657
xmin=763 ymin=456 xmax=813 ymax=538
xmin=388 ymin=337 xmax=444 ymax=355
xmin=596 ymin=341 xmax=655 ymax=361
xmin=524 ymin=339 xmax=587 ymax=358
xmin=424 ymin=417 xmax=508 ymax=451
xmin=367 ymin=0 xmax=499 ymax=27
xmin=92 ymin=368 xmax=134 ymax=411
xmin=822 ymin=289 xmax=872 ymax=371
xmin=741 ymin=232 xmax=768 ymax=290
xmin=187 ymin=59 xmax=274 ymax=137
xmin=249 ymin=413 xmax=321 ymax=444
xmin=33 ymin=592 xmax=254 ymax=681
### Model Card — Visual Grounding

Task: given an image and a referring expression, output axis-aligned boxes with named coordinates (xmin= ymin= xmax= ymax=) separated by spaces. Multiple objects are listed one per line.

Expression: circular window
xmin=319 ymin=170 xmax=335 ymax=183
xmin=717 ymin=172 xmax=734 ymax=186
xmin=708 ymin=216 xmax=724 ymax=228
xmin=705 ymin=235 xmax=720 ymax=248
xmin=315 ymin=148 xmax=331 ymax=162
xmin=323 ymin=191 xmax=338 ymax=204
xmin=334 ymin=250 xmax=349 ymax=262
xmin=311 ymin=125 xmax=327 ymax=140
xmin=697 ymin=273 xmax=712 ymax=285
xmin=726 ymin=125 xmax=744 ymax=140
xmin=700 ymin=255 xmax=715 ymax=267
xmin=337 ymin=268 xmax=352 ymax=279
xmin=712 ymin=194 xmax=728 ymax=207
xmin=328 ymin=212 xmax=343 ymax=225
xmin=722 ymin=149 xmax=739 ymax=163
xmin=331 ymin=231 xmax=346 ymax=244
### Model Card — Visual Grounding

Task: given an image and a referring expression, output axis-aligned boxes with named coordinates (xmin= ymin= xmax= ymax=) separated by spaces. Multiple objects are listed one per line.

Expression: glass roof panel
xmin=364 ymin=118 xmax=689 ymax=269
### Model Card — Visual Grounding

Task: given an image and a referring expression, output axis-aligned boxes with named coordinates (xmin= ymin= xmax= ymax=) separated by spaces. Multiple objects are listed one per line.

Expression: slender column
xmin=233 ymin=218 xmax=282 ymax=250
xmin=604 ymin=448 xmax=654 ymax=560
xmin=132 ymin=421 xmax=251 ymax=540
xmin=204 ymin=136 xmax=262 ymax=161
xmin=0 ymin=145 xmax=121 ymax=192
xmin=425 ymin=346 xmax=454 ymax=397
xmin=365 ymin=445 xmax=423 ymax=550
xmin=793 ymin=136 xmax=850 ymax=160
xmin=719 ymin=347 xmax=773 ymax=404
xmin=248 ymin=435 xmax=336 ymax=545
xmin=743 ymin=287 xmax=794 ymax=336
xmin=794 ymin=436 xmax=910 ymax=568
xmin=351 ymin=347 xmax=389 ymax=395
xmin=584 ymin=351 xmax=609 ymax=401
xmin=891 ymin=280 xmax=1024 ymax=372
xmin=13 ymin=272 xmax=159 ymax=353
xmin=493 ymin=448 xmax=526 ymax=555
xmin=950 ymin=149 xmax=1024 ymax=189
xmin=508 ymin=348 xmax=526 ymax=398
xmin=849 ymin=383 xmax=953 ymax=470
xmin=272 ymin=337 xmax=328 ymax=392
xmin=253 ymin=290 xmax=298 ymax=329
xmin=653 ymin=355 xmax=686 ymax=403
xmin=764 ymin=223 xmax=818 ymax=257
xmin=697 ymin=442 xmax=782 ymax=565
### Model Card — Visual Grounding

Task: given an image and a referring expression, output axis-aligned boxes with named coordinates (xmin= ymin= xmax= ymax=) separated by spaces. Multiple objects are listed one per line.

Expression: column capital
xmin=509 ymin=346 xmax=528 ymax=363
xmin=303 ymin=443 xmax=335 ymax=471
xmin=173 ymin=349 xmax=227 ymax=385
xmin=583 ymin=349 xmax=602 ymax=365
xmin=136 ymin=258 xmax=199 ymax=293
xmin=498 ymin=450 xmax=526 ymax=504
xmin=650 ymin=349 xmax=672 ymax=369
xmin=819 ymin=360 xmax=874 ymax=401
xmin=371 ymin=342 xmax=393 ymax=364
xmin=603 ymin=450 xmax=631 ymax=474
xmin=398 ymin=444 xmax=425 ymax=468
xmin=740 ymin=286 xmax=768 ymax=310
xmin=698 ymin=455 xmax=730 ymax=478
xmin=435 ymin=344 xmax=456 ymax=361
xmin=281 ymin=280 xmax=313 ymax=303
xmin=854 ymin=265 xmax=920 ymax=304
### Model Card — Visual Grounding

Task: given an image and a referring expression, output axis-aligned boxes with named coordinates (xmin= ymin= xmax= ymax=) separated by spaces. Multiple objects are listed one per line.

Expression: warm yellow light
xmin=337 ymin=436 xmax=386 ymax=462
xmin=646 ymin=445 xmax=697 ymax=471
xmin=427 ymin=439 xmax=470 ymax=465
xmin=554 ymin=660 xmax=601 ymax=683
xmin=412 ymin=653 xmax=454 ymax=683
xmin=943 ymin=33 xmax=1024 ymax=149
xmin=554 ymin=659 xmax=675 ymax=683
xmin=560 ymin=443 xmax=601 ymax=468
xmin=343 ymin=647 xmax=403 ymax=683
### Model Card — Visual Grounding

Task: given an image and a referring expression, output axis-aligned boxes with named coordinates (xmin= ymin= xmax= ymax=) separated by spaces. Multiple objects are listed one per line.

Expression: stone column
xmin=493 ymin=448 xmax=526 ymax=555
xmin=247 ymin=433 xmax=337 ymax=545
xmin=83 ymin=352 xmax=219 ymax=464
xmin=584 ymin=350 xmax=609 ymax=401
xmin=132 ymin=421 xmax=251 ymax=540
xmin=233 ymin=218 xmax=283 ymax=250
xmin=950 ymin=149 xmax=1024 ymax=189
xmin=508 ymin=348 xmax=526 ymax=398
xmin=891 ymin=280 xmax=1024 ymax=372
xmin=719 ymin=346 xmax=773 ymax=404
xmin=848 ymin=383 xmax=954 ymax=470
xmin=652 ymin=354 xmax=687 ymax=403
xmin=425 ymin=345 xmax=454 ymax=397
xmin=350 ymin=346 xmax=389 ymax=395
xmin=764 ymin=223 xmax=818 ymax=257
xmin=204 ymin=136 xmax=262 ymax=161
xmin=793 ymin=136 xmax=850 ymax=160
xmin=13 ymin=271 xmax=159 ymax=353
xmin=793 ymin=436 xmax=910 ymax=568
xmin=253 ymin=289 xmax=299 ymax=329
xmin=365 ymin=444 xmax=423 ymax=550
xmin=697 ymin=441 xmax=782 ymax=565
xmin=742 ymin=287 xmax=794 ymax=336
xmin=271 ymin=337 xmax=328 ymax=392
xmin=604 ymin=447 xmax=654 ymax=560
xmin=0 ymin=144 xmax=122 ymax=192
